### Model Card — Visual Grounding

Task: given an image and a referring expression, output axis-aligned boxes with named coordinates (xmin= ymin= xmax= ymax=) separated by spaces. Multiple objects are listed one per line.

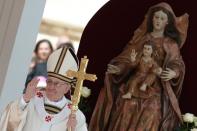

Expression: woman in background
xmin=24 ymin=39 xmax=53 ymax=93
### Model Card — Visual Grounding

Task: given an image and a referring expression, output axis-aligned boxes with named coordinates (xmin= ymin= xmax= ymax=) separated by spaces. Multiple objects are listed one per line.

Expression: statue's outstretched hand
xmin=160 ymin=68 xmax=177 ymax=81
xmin=130 ymin=49 xmax=138 ymax=62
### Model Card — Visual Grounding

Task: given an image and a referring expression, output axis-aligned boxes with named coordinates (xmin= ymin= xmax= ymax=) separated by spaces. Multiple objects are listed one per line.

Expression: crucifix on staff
xmin=66 ymin=56 xmax=97 ymax=131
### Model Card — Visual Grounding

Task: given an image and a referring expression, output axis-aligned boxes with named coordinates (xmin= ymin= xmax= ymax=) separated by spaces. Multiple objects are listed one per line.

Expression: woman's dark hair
xmin=146 ymin=6 xmax=181 ymax=45
xmin=34 ymin=39 xmax=53 ymax=54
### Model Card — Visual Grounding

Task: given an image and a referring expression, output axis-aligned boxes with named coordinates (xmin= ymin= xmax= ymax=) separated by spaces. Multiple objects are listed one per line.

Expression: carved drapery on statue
xmin=89 ymin=2 xmax=189 ymax=131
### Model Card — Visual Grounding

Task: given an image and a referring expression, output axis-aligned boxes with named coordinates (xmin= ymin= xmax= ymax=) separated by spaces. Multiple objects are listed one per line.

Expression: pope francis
xmin=0 ymin=47 xmax=88 ymax=131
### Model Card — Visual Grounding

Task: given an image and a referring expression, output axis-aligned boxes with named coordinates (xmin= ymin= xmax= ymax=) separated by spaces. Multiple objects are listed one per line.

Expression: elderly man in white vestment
xmin=0 ymin=47 xmax=88 ymax=131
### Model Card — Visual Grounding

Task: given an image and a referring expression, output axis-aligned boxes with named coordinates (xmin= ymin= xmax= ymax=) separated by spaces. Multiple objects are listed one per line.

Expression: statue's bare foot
xmin=122 ymin=92 xmax=132 ymax=99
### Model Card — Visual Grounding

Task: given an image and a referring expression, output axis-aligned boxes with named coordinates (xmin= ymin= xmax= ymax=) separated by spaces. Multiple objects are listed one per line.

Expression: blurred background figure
xmin=34 ymin=39 xmax=53 ymax=63
xmin=24 ymin=39 xmax=53 ymax=93
xmin=57 ymin=42 xmax=75 ymax=52
xmin=56 ymin=36 xmax=75 ymax=53
xmin=28 ymin=53 xmax=37 ymax=73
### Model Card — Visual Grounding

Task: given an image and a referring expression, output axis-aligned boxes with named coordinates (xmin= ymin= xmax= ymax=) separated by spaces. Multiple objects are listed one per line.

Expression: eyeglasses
xmin=46 ymin=79 xmax=68 ymax=87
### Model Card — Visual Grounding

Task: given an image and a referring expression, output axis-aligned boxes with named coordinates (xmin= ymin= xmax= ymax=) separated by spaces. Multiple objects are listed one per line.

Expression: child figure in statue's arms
xmin=122 ymin=42 xmax=162 ymax=99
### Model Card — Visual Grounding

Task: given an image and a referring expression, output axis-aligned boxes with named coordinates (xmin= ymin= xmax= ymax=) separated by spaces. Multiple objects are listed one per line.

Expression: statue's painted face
xmin=143 ymin=44 xmax=153 ymax=57
xmin=152 ymin=10 xmax=168 ymax=31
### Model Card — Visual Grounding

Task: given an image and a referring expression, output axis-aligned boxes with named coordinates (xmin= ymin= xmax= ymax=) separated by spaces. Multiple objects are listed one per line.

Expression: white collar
xmin=44 ymin=96 xmax=68 ymax=109
xmin=33 ymin=91 xmax=72 ymax=129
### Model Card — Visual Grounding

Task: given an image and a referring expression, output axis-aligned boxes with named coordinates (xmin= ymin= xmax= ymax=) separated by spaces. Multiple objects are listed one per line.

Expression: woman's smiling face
xmin=37 ymin=42 xmax=52 ymax=61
